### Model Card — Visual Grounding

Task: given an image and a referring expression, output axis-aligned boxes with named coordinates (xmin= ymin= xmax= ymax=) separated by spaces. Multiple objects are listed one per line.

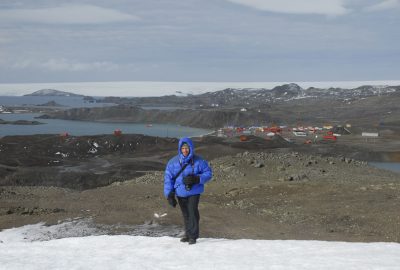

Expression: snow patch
xmin=0 ymin=222 xmax=399 ymax=270
xmin=0 ymin=218 xmax=182 ymax=243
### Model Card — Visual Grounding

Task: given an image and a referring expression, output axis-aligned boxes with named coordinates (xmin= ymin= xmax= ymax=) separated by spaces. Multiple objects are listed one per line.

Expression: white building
xmin=293 ymin=131 xmax=307 ymax=137
xmin=362 ymin=132 xmax=379 ymax=137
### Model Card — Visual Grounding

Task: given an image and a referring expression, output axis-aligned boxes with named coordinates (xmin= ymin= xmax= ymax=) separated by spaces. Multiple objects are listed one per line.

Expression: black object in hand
xmin=167 ymin=192 xmax=177 ymax=208
xmin=183 ymin=175 xmax=200 ymax=191
xmin=183 ymin=175 xmax=200 ymax=185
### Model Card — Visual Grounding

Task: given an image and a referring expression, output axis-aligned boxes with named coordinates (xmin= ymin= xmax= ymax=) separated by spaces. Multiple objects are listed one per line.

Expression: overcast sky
xmin=0 ymin=0 xmax=399 ymax=83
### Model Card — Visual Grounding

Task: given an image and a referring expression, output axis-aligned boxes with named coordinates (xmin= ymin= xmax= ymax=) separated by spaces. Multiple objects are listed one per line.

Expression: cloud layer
xmin=226 ymin=0 xmax=349 ymax=16
xmin=12 ymin=58 xmax=119 ymax=72
xmin=0 ymin=4 xmax=139 ymax=24
xmin=365 ymin=0 xmax=400 ymax=11
xmin=0 ymin=1 xmax=398 ymax=83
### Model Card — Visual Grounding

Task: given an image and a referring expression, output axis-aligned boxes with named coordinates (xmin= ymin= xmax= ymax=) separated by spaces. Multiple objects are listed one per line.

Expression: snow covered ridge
xmin=198 ymin=83 xmax=400 ymax=104
xmin=1 ymin=80 xmax=400 ymax=97
xmin=1 ymin=222 xmax=400 ymax=270
xmin=24 ymin=89 xmax=83 ymax=97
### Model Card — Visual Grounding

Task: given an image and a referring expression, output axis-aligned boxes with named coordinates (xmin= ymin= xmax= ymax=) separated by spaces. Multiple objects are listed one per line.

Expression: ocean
xmin=0 ymin=113 xmax=210 ymax=138
xmin=0 ymin=95 xmax=210 ymax=138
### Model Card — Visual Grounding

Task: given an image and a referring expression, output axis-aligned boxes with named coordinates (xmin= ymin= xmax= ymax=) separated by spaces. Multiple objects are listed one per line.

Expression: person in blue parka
xmin=164 ymin=137 xmax=212 ymax=245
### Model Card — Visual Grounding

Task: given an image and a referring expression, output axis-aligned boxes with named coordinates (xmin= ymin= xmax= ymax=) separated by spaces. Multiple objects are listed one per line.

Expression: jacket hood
xmin=178 ymin=137 xmax=194 ymax=164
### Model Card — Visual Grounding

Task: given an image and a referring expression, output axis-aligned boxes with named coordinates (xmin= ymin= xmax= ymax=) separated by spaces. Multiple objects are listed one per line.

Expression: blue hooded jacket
xmin=164 ymin=137 xmax=212 ymax=198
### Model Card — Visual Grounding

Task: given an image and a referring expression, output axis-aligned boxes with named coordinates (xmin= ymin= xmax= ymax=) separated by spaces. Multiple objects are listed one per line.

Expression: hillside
xmin=94 ymin=83 xmax=400 ymax=107
xmin=0 ymin=134 xmax=399 ymax=243
xmin=37 ymin=86 xmax=400 ymax=132
xmin=24 ymin=89 xmax=83 ymax=97
xmin=38 ymin=106 xmax=272 ymax=129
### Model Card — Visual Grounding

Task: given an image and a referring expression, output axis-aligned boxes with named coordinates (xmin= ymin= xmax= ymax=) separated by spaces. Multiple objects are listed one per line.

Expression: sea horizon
xmin=0 ymin=80 xmax=400 ymax=97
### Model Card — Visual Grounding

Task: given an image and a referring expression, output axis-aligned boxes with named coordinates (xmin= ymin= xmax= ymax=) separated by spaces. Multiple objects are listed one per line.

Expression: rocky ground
xmin=0 ymin=134 xmax=399 ymax=242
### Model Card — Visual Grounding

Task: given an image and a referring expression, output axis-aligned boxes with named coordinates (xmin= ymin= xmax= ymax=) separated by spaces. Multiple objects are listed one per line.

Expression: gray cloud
xmin=225 ymin=0 xmax=349 ymax=16
xmin=12 ymin=58 xmax=120 ymax=72
xmin=0 ymin=4 xmax=139 ymax=24
xmin=0 ymin=0 xmax=398 ymax=83
xmin=365 ymin=0 xmax=400 ymax=11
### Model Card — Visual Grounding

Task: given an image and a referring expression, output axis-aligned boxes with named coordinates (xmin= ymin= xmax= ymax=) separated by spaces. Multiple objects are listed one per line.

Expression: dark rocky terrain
xmin=0 ymin=133 xmax=399 ymax=242
xmin=0 ymin=134 xmax=295 ymax=189
xmin=38 ymin=106 xmax=270 ymax=129
xmin=0 ymin=134 xmax=179 ymax=190
xmin=37 ymin=100 xmax=66 ymax=107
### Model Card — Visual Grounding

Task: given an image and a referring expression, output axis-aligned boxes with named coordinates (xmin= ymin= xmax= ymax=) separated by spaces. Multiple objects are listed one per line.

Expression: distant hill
xmin=39 ymin=83 xmax=400 ymax=131
xmin=24 ymin=89 xmax=83 ymax=97
xmin=95 ymin=83 xmax=400 ymax=107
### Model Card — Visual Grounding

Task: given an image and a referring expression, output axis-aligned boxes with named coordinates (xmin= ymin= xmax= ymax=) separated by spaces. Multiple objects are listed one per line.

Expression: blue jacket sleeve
xmin=164 ymin=161 xmax=175 ymax=198
xmin=198 ymin=159 xmax=212 ymax=185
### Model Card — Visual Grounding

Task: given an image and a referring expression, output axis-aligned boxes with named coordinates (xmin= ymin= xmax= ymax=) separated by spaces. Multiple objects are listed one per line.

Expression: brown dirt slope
xmin=1 ymin=148 xmax=399 ymax=242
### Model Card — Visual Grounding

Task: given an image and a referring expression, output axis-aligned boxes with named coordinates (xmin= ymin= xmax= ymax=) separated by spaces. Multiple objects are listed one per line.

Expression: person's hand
xmin=167 ymin=192 xmax=177 ymax=208
xmin=183 ymin=175 xmax=200 ymax=186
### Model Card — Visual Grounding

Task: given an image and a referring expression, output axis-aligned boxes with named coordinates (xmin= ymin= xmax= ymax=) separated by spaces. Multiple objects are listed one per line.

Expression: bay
xmin=0 ymin=113 xmax=211 ymax=138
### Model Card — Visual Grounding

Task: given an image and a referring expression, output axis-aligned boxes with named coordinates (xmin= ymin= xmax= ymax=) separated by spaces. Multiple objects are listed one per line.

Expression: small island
xmin=24 ymin=89 xmax=84 ymax=97
xmin=37 ymin=100 xmax=66 ymax=107
xmin=0 ymin=119 xmax=44 ymax=125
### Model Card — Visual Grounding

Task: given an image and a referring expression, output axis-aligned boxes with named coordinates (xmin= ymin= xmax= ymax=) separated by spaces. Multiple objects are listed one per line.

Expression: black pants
xmin=177 ymin=194 xmax=200 ymax=240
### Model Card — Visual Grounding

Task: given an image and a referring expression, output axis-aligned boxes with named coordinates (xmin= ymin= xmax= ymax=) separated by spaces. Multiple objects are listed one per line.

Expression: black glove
xmin=167 ymin=192 xmax=177 ymax=208
xmin=183 ymin=175 xmax=200 ymax=191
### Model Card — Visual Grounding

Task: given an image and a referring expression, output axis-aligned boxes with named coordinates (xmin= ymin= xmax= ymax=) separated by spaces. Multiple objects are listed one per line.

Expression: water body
xmin=0 ymin=96 xmax=113 ymax=108
xmin=0 ymin=113 xmax=211 ymax=138
xmin=0 ymin=96 xmax=185 ymax=110
xmin=141 ymin=106 xmax=183 ymax=111
xmin=369 ymin=162 xmax=400 ymax=173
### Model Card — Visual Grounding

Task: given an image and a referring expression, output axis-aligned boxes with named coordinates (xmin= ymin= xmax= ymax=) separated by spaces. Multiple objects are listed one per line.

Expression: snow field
xmin=1 ymin=228 xmax=400 ymax=270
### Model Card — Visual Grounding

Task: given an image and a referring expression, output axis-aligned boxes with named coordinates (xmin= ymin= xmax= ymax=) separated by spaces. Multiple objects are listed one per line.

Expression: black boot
xmin=180 ymin=237 xmax=189 ymax=243
xmin=188 ymin=238 xmax=196 ymax=245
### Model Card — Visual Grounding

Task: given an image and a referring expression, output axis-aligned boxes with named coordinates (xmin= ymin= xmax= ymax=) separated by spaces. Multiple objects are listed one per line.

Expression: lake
xmin=369 ymin=162 xmax=400 ymax=174
xmin=0 ymin=113 xmax=211 ymax=138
